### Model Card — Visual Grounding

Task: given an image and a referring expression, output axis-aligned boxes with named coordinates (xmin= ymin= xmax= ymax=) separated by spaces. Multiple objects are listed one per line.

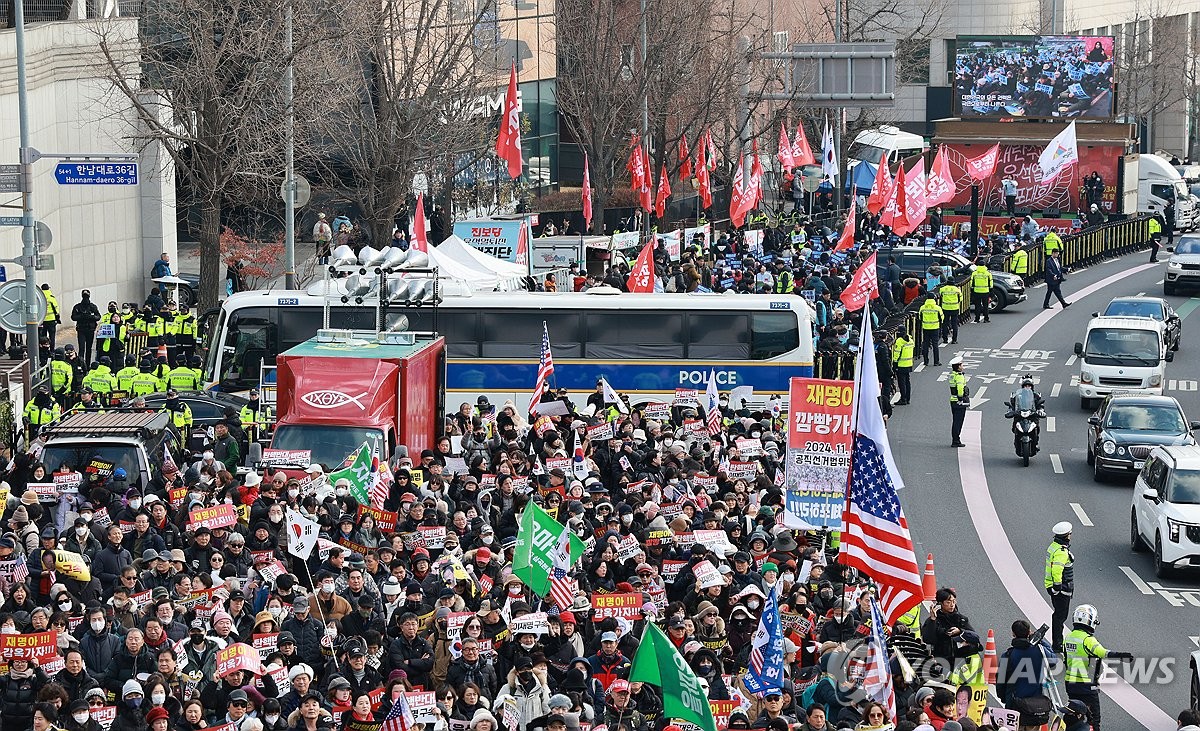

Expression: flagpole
xmin=837 ymin=307 xmax=873 ymax=568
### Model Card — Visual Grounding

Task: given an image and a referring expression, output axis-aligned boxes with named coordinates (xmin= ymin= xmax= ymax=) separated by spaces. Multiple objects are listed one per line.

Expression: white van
xmin=847 ymin=126 xmax=925 ymax=169
xmin=1138 ymin=154 xmax=1198 ymax=231
xmin=1075 ymin=316 xmax=1173 ymax=409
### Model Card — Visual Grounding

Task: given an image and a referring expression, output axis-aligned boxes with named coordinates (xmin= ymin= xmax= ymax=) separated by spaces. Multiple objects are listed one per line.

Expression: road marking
xmin=1157 ymin=279 xmax=1165 ymax=284
xmin=1046 ymin=416 xmax=1056 ymax=432
xmin=1177 ymin=298 xmax=1200 ymax=320
xmin=971 ymin=385 xmax=989 ymax=409
xmin=1065 ymin=354 xmax=1077 ymax=366
xmin=1069 ymin=502 xmax=1093 ymax=526
xmin=1049 ymin=453 xmax=1063 ymax=473
xmin=957 ymin=411 xmax=1173 ymax=730
xmin=914 ymin=364 xmax=925 ymax=373
xmin=1136 ymin=291 xmax=1146 ymax=296
xmin=1119 ymin=565 xmax=1155 ymax=595
xmin=1002 ymin=262 xmax=1162 ymax=350
xmin=1051 ymin=383 xmax=1061 ymax=398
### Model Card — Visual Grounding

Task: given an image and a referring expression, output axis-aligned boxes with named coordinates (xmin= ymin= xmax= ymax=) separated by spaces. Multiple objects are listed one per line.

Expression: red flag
xmin=655 ymin=164 xmax=672 ymax=219
xmin=678 ymin=136 xmax=692 ymax=180
xmin=627 ymin=135 xmax=645 ymax=191
xmin=750 ymin=140 xmax=764 ymax=205
xmin=965 ymin=143 xmax=1000 ymax=182
xmin=839 ymin=252 xmax=878 ymax=310
xmin=792 ymin=123 xmax=815 ymax=166
xmin=902 ymin=161 xmax=927 ymax=236
xmin=866 ymin=162 xmax=893 ymax=216
xmin=411 ymin=194 xmax=429 ymax=252
xmin=696 ymin=139 xmax=712 ymax=209
xmin=833 ymin=197 xmax=857 ymax=253
xmin=777 ymin=121 xmax=795 ymax=170
xmin=639 ymin=146 xmax=653 ymax=213
xmin=704 ymin=129 xmax=717 ymax=169
xmin=881 ymin=163 xmax=909 ymax=235
xmin=729 ymin=157 xmax=748 ymax=228
xmin=582 ymin=153 xmax=593 ymax=230
xmin=495 ymin=61 xmax=523 ymax=179
xmin=626 ymin=240 xmax=656 ymax=293
xmin=925 ymin=147 xmax=955 ymax=206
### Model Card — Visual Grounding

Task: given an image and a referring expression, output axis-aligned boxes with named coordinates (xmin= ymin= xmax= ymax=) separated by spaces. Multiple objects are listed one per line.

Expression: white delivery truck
xmin=1137 ymin=153 xmax=1198 ymax=231
xmin=1075 ymin=316 xmax=1172 ymax=409
xmin=847 ymin=126 xmax=926 ymax=170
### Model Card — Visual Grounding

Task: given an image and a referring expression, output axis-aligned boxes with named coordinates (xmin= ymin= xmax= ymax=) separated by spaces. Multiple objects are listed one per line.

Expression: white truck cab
xmin=1075 ymin=316 xmax=1172 ymax=410
xmin=1139 ymin=154 xmax=1198 ymax=231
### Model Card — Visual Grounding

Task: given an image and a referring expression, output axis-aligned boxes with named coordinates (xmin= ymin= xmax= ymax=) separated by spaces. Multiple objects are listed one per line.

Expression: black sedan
xmin=1099 ymin=296 xmax=1182 ymax=352
xmin=1087 ymin=393 xmax=1199 ymax=481
xmin=141 ymin=390 xmax=248 ymax=451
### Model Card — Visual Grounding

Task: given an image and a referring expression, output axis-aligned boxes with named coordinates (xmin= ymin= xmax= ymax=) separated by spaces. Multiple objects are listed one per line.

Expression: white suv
xmin=1131 ymin=445 xmax=1200 ymax=577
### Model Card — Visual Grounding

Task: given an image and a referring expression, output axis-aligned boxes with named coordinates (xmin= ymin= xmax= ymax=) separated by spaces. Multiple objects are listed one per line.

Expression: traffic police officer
xmin=115 ymin=355 xmax=141 ymax=397
xmin=1043 ymin=229 xmax=1063 ymax=257
xmin=970 ymin=264 xmax=993 ymax=323
xmin=130 ymin=360 xmax=163 ymax=397
xmin=948 ymin=355 xmax=969 ymax=447
xmin=176 ymin=308 xmax=198 ymax=361
xmin=937 ymin=279 xmax=961 ymax=344
xmin=1008 ymin=244 xmax=1029 ymax=276
xmin=1045 ymin=520 xmax=1074 ymax=651
xmin=892 ymin=331 xmax=914 ymax=406
xmin=50 ymin=349 xmax=73 ymax=407
xmin=152 ymin=355 xmax=172 ymax=384
xmin=1063 ymin=604 xmax=1132 ymax=731
xmin=166 ymin=359 xmax=202 ymax=391
xmin=918 ymin=297 xmax=944 ymax=367
xmin=81 ymin=357 xmax=117 ymax=404
xmin=72 ymin=387 xmax=103 ymax=413
xmin=161 ymin=389 xmax=193 ymax=431
xmin=23 ymin=386 xmax=61 ymax=441
xmin=1149 ymin=214 xmax=1163 ymax=263
xmin=240 ymin=388 xmax=272 ymax=443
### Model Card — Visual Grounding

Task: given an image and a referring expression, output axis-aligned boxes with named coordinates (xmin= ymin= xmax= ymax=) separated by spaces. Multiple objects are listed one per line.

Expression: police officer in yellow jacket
xmin=949 ymin=356 xmax=969 ymax=447
xmin=970 ymin=264 xmax=993 ymax=323
xmin=49 ymin=349 xmax=73 ymax=406
xmin=1009 ymin=245 xmax=1029 ymax=276
xmin=39 ymin=283 xmax=60 ymax=351
xmin=129 ymin=360 xmax=163 ymax=397
xmin=81 ymin=357 xmax=117 ymax=404
xmin=1063 ymin=604 xmax=1132 ymax=731
xmin=892 ymin=332 xmax=914 ymax=405
xmin=1045 ymin=520 xmax=1074 ymax=651
xmin=1043 ymin=229 xmax=1063 ymax=257
xmin=176 ymin=309 xmax=198 ymax=360
xmin=161 ymin=389 xmax=193 ymax=431
xmin=937 ymin=280 xmax=962 ymax=345
xmin=23 ymin=386 xmax=61 ymax=441
xmin=918 ymin=298 xmax=943 ymax=367
xmin=239 ymin=388 xmax=272 ymax=443
xmin=115 ymin=356 xmax=141 ymax=395
xmin=166 ymin=361 xmax=202 ymax=392
xmin=1149 ymin=214 xmax=1164 ymax=263
xmin=72 ymin=387 xmax=104 ymax=413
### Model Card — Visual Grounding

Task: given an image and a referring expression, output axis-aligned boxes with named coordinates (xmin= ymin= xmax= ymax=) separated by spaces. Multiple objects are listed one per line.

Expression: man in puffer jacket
xmin=494 ymin=656 xmax=551 ymax=731
xmin=103 ymin=628 xmax=156 ymax=696
xmin=281 ymin=594 xmax=326 ymax=669
xmin=78 ymin=607 xmax=122 ymax=691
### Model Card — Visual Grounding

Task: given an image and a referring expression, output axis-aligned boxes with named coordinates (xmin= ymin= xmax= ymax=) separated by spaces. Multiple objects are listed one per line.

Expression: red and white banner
xmin=833 ymin=197 xmax=857 ymax=253
xmin=902 ymin=161 xmax=928 ymax=234
xmin=925 ymin=147 xmax=955 ymax=206
xmin=792 ymin=122 xmax=815 ymax=166
xmin=964 ymin=143 xmax=1000 ymax=182
xmin=777 ymin=121 xmax=795 ymax=169
xmin=729 ymin=157 xmax=748 ymax=227
xmin=626 ymin=240 xmax=655 ymax=293
xmin=866 ymin=162 xmax=893 ymax=216
xmin=591 ymin=593 xmax=643 ymax=621
xmin=495 ymin=61 xmax=523 ymax=179
xmin=783 ymin=378 xmax=855 ymax=530
xmin=839 ymin=252 xmax=879 ymax=311
xmin=187 ymin=504 xmax=238 ymax=532
xmin=215 ymin=642 xmax=263 ymax=678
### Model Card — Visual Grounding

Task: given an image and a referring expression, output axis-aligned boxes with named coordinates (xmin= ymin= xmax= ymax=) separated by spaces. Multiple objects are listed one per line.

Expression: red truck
xmin=267 ymin=332 xmax=445 ymax=470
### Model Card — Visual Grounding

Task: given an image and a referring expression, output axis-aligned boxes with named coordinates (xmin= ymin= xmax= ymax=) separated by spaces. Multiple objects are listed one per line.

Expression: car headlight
xmin=1117 ymin=446 xmax=1127 ymax=455
xmin=1169 ymin=518 xmax=1182 ymax=542
xmin=1081 ymin=371 xmax=1094 ymax=384
xmin=1169 ymin=260 xmax=1184 ymax=269
xmin=1102 ymin=440 xmax=1116 ymax=455
xmin=1151 ymin=374 xmax=1163 ymax=387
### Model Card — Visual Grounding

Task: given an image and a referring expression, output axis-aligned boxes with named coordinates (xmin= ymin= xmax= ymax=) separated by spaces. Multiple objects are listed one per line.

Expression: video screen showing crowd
xmin=955 ymin=35 xmax=1116 ymax=119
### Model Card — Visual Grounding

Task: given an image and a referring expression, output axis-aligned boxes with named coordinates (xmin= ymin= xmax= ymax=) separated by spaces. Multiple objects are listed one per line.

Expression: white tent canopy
xmin=435 ymin=235 xmax=527 ymax=279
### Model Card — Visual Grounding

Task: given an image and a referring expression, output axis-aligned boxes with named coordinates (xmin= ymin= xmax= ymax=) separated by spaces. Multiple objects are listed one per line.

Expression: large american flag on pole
xmin=839 ymin=310 xmax=921 ymax=626
xmin=704 ymin=369 xmax=720 ymax=435
xmin=548 ymin=526 xmax=578 ymax=609
xmin=528 ymin=322 xmax=555 ymax=414
xmin=382 ymin=689 xmax=416 ymax=731
xmin=864 ymin=594 xmax=897 ymax=722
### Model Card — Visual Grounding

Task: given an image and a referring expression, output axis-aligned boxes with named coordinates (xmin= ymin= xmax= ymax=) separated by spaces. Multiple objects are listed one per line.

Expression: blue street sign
xmin=0 ymin=217 xmax=20 ymax=226
xmin=54 ymin=162 xmax=138 ymax=185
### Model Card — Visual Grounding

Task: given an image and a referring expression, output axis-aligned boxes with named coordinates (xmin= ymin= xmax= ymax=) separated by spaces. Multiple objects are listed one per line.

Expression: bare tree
xmin=1115 ymin=6 xmax=1191 ymax=153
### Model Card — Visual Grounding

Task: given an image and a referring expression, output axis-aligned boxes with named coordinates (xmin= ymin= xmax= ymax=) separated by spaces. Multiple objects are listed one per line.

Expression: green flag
xmin=630 ymin=623 xmax=718 ymax=731
xmin=512 ymin=501 xmax=585 ymax=597
xmin=328 ymin=442 xmax=372 ymax=506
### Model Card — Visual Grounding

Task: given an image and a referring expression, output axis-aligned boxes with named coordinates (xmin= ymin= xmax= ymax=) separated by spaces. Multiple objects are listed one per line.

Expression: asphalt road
xmin=888 ymin=251 xmax=1198 ymax=730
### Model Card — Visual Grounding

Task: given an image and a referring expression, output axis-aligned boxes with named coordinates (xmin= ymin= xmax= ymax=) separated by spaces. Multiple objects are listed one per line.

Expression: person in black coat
xmin=70 ymin=290 xmax=101 ymax=366
xmin=920 ymin=587 xmax=981 ymax=665
xmin=55 ymin=648 xmax=100 ymax=701
xmin=280 ymin=596 xmax=326 ymax=670
xmin=388 ymin=612 xmax=435 ymax=688
xmin=0 ymin=657 xmax=49 ymax=731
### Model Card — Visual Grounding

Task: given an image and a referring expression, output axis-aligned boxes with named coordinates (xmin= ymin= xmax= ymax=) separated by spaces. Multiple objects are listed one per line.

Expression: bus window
xmin=687 ymin=313 xmax=750 ymax=359
xmin=481 ymin=312 xmax=583 ymax=358
xmin=751 ymin=312 xmax=799 ymax=359
xmin=586 ymin=312 xmax=683 ymax=359
xmin=202 ymin=308 xmax=225 ymax=383
xmin=221 ymin=308 xmax=274 ymax=388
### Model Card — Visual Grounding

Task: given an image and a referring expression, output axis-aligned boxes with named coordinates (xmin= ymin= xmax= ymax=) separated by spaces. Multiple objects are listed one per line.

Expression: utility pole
xmin=283 ymin=0 xmax=297 ymax=290
xmin=14 ymin=0 xmax=40 ymax=372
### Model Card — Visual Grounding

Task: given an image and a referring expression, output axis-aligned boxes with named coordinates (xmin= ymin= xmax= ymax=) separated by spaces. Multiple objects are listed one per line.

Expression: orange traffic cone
xmin=157 ymin=343 xmax=168 ymax=362
xmin=922 ymin=553 xmax=937 ymax=602
xmin=983 ymin=628 xmax=998 ymax=684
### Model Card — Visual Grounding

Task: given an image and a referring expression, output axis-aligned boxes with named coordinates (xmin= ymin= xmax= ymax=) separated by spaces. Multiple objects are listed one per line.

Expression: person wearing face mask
xmin=818 ymin=599 xmax=862 ymax=654
xmin=311 ymin=571 xmax=353 ymax=621
xmin=108 ymin=680 xmax=145 ymax=731
xmin=63 ymin=516 xmax=101 ymax=563
xmin=78 ymin=607 xmax=121 ymax=689
xmin=494 ymin=655 xmax=551 ymax=731
xmin=62 ymin=699 xmax=100 ymax=731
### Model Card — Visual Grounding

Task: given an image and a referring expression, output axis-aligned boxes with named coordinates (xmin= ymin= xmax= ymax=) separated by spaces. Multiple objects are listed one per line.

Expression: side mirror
xmin=1167 ymin=351 xmax=1175 ymax=362
xmin=1091 ymin=311 xmax=1099 ymax=318
xmin=1087 ymin=416 xmax=1101 ymax=426
xmin=1142 ymin=487 xmax=1159 ymax=501
xmin=1189 ymin=421 xmax=1200 ymax=430
xmin=1074 ymin=342 xmax=1084 ymax=356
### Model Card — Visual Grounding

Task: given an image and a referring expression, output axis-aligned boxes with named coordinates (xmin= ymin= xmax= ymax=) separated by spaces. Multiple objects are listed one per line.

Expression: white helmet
xmin=1053 ymin=521 xmax=1073 ymax=536
xmin=1073 ymin=604 xmax=1099 ymax=630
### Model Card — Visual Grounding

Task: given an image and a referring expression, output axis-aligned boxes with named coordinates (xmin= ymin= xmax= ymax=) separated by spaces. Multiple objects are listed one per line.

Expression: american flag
xmin=704 ymin=369 xmax=720 ymax=435
xmin=381 ymin=689 xmax=415 ymax=731
xmin=864 ymin=594 xmax=897 ymax=722
xmin=11 ymin=555 xmax=27 ymax=583
xmin=839 ymin=310 xmax=921 ymax=626
xmin=528 ymin=322 xmax=555 ymax=414
xmin=549 ymin=566 xmax=576 ymax=610
xmin=368 ymin=450 xmax=393 ymax=508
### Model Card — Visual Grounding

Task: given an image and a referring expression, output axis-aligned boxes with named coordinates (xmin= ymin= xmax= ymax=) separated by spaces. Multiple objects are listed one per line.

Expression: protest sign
xmin=725 ymin=461 xmax=757 ymax=481
xmin=215 ymin=642 xmax=263 ymax=678
xmin=252 ymin=633 xmax=279 ymax=659
xmin=29 ymin=483 xmax=56 ymax=503
xmin=694 ymin=529 xmax=731 ymax=552
xmin=261 ymin=448 xmax=311 ymax=467
xmin=187 ymin=504 xmax=238 ymax=532
xmin=53 ymin=472 xmax=82 ymax=493
xmin=783 ymin=378 xmax=853 ymax=530
xmin=693 ymin=561 xmax=723 ymax=589
xmin=509 ymin=612 xmax=549 ymax=636
xmin=356 ymin=504 xmax=398 ymax=533
xmin=643 ymin=402 xmax=670 ymax=420
xmin=662 ymin=560 xmax=688 ymax=583
xmin=617 ymin=534 xmax=641 ymax=561
xmin=258 ymin=560 xmax=287 ymax=584
xmin=591 ymin=593 xmax=643 ymax=620
xmin=735 ymin=438 xmax=763 ymax=456
xmin=93 ymin=706 xmax=117 ymax=730
xmin=53 ymin=551 xmax=91 ymax=582
xmin=674 ymin=388 xmax=699 ymax=405
xmin=418 ymin=526 xmax=447 ymax=549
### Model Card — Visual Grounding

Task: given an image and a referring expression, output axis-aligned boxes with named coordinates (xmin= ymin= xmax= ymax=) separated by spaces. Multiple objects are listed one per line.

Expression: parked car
xmin=875 ymin=246 xmax=1027 ymax=311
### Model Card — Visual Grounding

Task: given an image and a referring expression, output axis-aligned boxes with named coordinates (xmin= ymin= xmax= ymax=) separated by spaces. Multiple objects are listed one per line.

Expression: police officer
xmin=918 ymin=297 xmax=943 ymax=367
xmin=49 ymin=349 xmax=73 ymax=407
xmin=1045 ymin=520 xmax=1074 ymax=652
xmin=176 ymin=307 xmax=198 ymax=361
xmin=130 ymin=360 xmax=163 ymax=398
xmin=166 ymin=358 xmax=202 ymax=392
xmin=23 ymin=386 xmax=61 ymax=441
xmin=1063 ymin=604 xmax=1132 ymax=731
xmin=81 ymin=357 xmax=117 ymax=404
xmin=1043 ymin=229 xmax=1063 ymax=258
xmin=948 ymin=355 xmax=969 ymax=447
xmin=73 ymin=387 xmax=103 ymax=413
xmin=161 ymin=389 xmax=193 ymax=431
xmin=937 ymin=279 xmax=961 ymax=345
xmin=892 ymin=331 xmax=914 ymax=406
xmin=970 ymin=264 xmax=993 ymax=323
xmin=1009 ymin=243 xmax=1029 ymax=276
xmin=1149 ymin=213 xmax=1164 ymax=263
xmin=115 ymin=355 xmax=141 ymax=396
xmin=152 ymin=354 xmax=172 ymax=384
xmin=240 ymin=388 xmax=272 ymax=443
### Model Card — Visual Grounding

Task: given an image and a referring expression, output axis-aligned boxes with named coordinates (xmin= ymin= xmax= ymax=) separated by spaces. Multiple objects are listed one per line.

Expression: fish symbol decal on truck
xmin=300 ymin=390 xmax=369 ymax=410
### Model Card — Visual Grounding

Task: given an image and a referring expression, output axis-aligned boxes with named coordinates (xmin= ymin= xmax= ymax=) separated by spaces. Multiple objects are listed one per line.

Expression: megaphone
xmin=342 ymin=274 xmax=373 ymax=302
xmin=357 ymin=246 xmax=386 ymax=269
xmin=401 ymin=251 xmax=430 ymax=269
xmin=381 ymin=248 xmax=409 ymax=271
xmin=331 ymin=244 xmax=357 ymax=266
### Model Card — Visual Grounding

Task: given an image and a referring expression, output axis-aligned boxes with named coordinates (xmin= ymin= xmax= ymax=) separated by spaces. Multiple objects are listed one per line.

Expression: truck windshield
xmin=39 ymin=444 xmax=143 ymax=488
xmin=1083 ymin=328 xmax=1161 ymax=366
xmin=848 ymin=143 xmax=886 ymax=165
xmin=271 ymin=426 xmax=385 ymax=470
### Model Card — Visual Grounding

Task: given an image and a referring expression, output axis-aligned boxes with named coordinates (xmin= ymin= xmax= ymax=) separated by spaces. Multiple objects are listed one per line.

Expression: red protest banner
xmin=710 ymin=700 xmax=738 ymax=730
xmin=215 ymin=642 xmax=262 ymax=678
xmin=252 ymin=633 xmax=279 ymax=659
xmin=591 ymin=593 xmax=642 ymax=621
xmin=169 ymin=485 xmax=188 ymax=509
xmin=0 ymin=631 xmax=58 ymax=663
xmin=187 ymin=504 xmax=238 ymax=532
xmin=356 ymin=504 xmax=398 ymax=533
xmin=784 ymin=377 xmax=855 ymax=530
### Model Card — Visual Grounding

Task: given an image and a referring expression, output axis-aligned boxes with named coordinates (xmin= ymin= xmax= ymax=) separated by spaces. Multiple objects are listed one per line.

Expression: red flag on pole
xmin=833 ymin=197 xmax=857 ymax=253
xmin=626 ymin=240 xmax=656 ymax=293
xmin=903 ymin=161 xmax=927 ymax=235
xmin=839 ymin=252 xmax=879 ymax=310
xmin=704 ymin=129 xmax=717 ymax=169
xmin=696 ymin=139 xmax=712 ymax=209
xmin=678 ymin=136 xmax=692 ymax=180
xmin=627 ymin=135 xmax=645 ymax=192
xmin=582 ymin=153 xmax=593 ymax=231
xmin=411 ymin=194 xmax=429 ymax=252
xmin=655 ymin=164 xmax=672 ymax=219
xmin=639 ymin=146 xmax=654 ymax=213
xmin=729 ymin=157 xmax=748 ymax=228
xmin=792 ymin=122 xmax=815 ymax=166
xmin=866 ymin=162 xmax=893 ymax=216
xmin=964 ymin=143 xmax=1000 ymax=182
xmin=777 ymin=122 xmax=795 ymax=170
xmin=881 ymin=163 xmax=910 ymax=235
xmin=925 ymin=147 xmax=955 ymax=207
xmin=495 ymin=61 xmax=523 ymax=179
xmin=750 ymin=140 xmax=764 ymax=205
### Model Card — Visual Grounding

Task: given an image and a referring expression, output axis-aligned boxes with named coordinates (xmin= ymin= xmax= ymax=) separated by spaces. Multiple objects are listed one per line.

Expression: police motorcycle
xmin=1005 ymin=377 xmax=1046 ymax=466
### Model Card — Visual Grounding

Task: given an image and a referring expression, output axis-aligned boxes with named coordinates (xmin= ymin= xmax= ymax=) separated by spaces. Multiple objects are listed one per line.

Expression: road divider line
xmin=1119 ymin=565 xmax=1155 ymax=596
xmin=957 ymin=411 xmax=1174 ymax=730
xmin=1136 ymin=291 xmax=1145 ymax=296
xmin=1050 ymin=454 xmax=1063 ymax=473
xmin=971 ymin=386 xmax=989 ymax=409
xmin=1046 ymin=416 xmax=1056 ymax=432
xmin=914 ymin=364 xmax=925 ymax=373
xmin=1050 ymin=383 xmax=1061 ymax=398
xmin=1065 ymin=354 xmax=1077 ymax=366
xmin=1002 ymin=262 xmax=1161 ymax=350
xmin=1069 ymin=502 xmax=1093 ymax=527
xmin=1157 ymin=279 xmax=1164 ymax=284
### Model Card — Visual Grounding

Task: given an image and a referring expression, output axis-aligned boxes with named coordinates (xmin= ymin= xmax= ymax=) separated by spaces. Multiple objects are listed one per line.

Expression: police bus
xmin=199 ymin=290 xmax=816 ymax=408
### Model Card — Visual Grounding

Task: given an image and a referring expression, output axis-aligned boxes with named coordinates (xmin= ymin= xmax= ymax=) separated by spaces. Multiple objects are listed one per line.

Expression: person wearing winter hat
xmin=145 ymin=706 xmax=170 ymax=731
xmin=470 ymin=708 xmax=499 ymax=731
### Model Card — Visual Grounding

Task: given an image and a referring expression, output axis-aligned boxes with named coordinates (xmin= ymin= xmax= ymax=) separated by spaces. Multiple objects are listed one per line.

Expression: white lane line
xmin=971 ymin=385 xmax=988 ymax=409
xmin=1002 ymin=262 xmax=1162 ymax=350
xmin=1050 ymin=454 xmax=1063 ymax=473
xmin=1137 ymin=291 xmax=1146 ymax=296
xmin=1065 ymin=354 xmax=1077 ymax=366
xmin=1069 ymin=501 xmax=1093 ymax=526
xmin=1157 ymin=279 xmax=1165 ymax=284
xmin=1046 ymin=416 xmax=1056 ymax=432
xmin=914 ymin=364 xmax=925 ymax=373
xmin=1051 ymin=383 xmax=1061 ymax=398
xmin=957 ymin=410 xmax=1174 ymax=730
xmin=1119 ymin=565 xmax=1155 ymax=596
